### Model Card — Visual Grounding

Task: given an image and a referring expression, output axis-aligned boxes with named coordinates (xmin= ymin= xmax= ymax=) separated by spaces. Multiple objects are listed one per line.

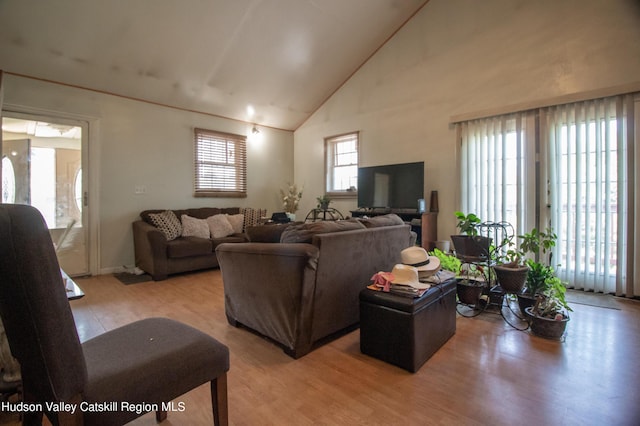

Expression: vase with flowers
xmin=280 ymin=183 xmax=303 ymax=221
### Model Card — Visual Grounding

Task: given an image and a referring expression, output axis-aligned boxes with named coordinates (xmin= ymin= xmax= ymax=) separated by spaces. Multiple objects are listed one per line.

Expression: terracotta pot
xmin=525 ymin=307 xmax=569 ymax=339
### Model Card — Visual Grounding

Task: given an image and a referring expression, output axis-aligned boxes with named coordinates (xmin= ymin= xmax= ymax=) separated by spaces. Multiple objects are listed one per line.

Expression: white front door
xmin=1 ymin=113 xmax=89 ymax=276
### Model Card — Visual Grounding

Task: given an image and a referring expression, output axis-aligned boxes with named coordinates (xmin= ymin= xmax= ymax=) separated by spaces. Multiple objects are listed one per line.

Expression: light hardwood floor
xmin=25 ymin=270 xmax=640 ymax=425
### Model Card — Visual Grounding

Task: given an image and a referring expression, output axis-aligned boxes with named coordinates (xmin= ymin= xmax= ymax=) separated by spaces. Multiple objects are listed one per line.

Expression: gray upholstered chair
xmin=0 ymin=204 xmax=229 ymax=425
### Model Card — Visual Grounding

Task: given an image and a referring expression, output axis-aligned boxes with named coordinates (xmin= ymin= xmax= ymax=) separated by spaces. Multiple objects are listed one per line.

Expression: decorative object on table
xmin=280 ymin=182 xmax=303 ymax=215
xmin=429 ymin=190 xmax=439 ymax=212
xmin=270 ymin=211 xmax=291 ymax=224
xmin=316 ymin=194 xmax=332 ymax=210
xmin=400 ymin=246 xmax=441 ymax=279
xmin=435 ymin=240 xmax=450 ymax=253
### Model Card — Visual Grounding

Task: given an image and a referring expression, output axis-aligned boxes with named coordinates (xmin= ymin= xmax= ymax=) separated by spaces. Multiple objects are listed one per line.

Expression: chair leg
xmin=155 ymin=409 xmax=167 ymax=422
xmin=50 ymin=394 xmax=84 ymax=426
xmin=211 ymin=374 xmax=228 ymax=426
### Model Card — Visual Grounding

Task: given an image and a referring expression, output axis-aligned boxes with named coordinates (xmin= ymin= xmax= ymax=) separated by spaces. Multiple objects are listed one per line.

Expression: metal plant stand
xmin=455 ymin=221 xmax=529 ymax=330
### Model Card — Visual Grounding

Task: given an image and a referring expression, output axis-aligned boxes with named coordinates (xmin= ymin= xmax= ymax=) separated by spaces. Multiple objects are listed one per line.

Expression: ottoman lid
xmin=360 ymin=278 xmax=456 ymax=313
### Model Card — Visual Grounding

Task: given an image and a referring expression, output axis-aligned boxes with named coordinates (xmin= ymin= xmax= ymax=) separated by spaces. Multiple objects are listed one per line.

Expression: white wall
xmin=294 ymin=0 xmax=640 ymax=239
xmin=3 ymin=74 xmax=294 ymax=273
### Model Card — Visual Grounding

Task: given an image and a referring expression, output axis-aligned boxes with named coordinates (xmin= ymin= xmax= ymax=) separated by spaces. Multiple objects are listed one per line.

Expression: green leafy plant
xmin=495 ymin=227 xmax=558 ymax=268
xmin=519 ymin=227 xmax=557 ymax=264
xmin=524 ymin=259 xmax=555 ymax=297
xmin=316 ymin=195 xmax=332 ymax=209
xmin=531 ymin=276 xmax=573 ymax=319
xmin=454 ymin=211 xmax=481 ymax=236
xmin=430 ymin=248 xmax=461 ymax=273
xmin=519 ymin=227 xmax=559 ymax=295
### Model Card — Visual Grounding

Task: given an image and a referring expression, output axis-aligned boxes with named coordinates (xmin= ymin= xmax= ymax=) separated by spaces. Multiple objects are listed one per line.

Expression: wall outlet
xmin=134 ymin=185 xmax=147 ymax=194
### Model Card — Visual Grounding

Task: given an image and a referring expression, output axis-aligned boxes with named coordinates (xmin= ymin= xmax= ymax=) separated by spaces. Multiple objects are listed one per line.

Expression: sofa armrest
xmin=132 ymin=220 xmax=169 ymax=280
xmin=215 ymin=242 xmax=320 ymax=356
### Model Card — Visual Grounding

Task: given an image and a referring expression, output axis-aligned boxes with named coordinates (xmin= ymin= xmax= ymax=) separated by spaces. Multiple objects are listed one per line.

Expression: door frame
xmin=1 ymin=105 xmax=100 ymax=276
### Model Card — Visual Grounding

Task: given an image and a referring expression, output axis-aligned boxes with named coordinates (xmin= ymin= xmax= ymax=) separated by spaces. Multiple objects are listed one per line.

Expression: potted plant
xmin=492 ymin=233 xmax=529 ymax=294
xmin=280 ymin=183 xmax=303 ymax=220
xmin=316 ymin=195 xmax=332 ymax=210
xmin=516 ymin=227 xmax=558 ymax=312
xmin=450 ymin=212 xmax=491 ymax=262
xmin=525 ymin=276 xmax=572 ymax=339
xmin=518 ymin=259 xmax=555 ymax=314
xmin=433 ymin=243 xmax=486 ymax=305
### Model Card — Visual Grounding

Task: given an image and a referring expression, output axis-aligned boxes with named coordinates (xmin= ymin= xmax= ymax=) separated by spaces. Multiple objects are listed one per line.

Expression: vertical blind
xmin=459 ymin=112 xmax=535 ymax=236
xmin=458 ymin=94 xmax=638 ymax=297
xmin=193 ymin=128 xmax=247 ymax=198
xmin=544 ymin=96 xmax=635 ymax=295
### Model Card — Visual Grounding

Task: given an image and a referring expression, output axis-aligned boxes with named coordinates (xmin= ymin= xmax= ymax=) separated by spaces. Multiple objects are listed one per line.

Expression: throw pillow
xmin=181 ymin=214 xmax=210 ymax=239
xmin=148 ymin=210 xmax=182 ymax=241
xmin=207 ymin=214 xmax=235 ymax=238
xmin=241 ymin=207 xmax=267 ymax=229
xmin=226 ymin=213 xmax=245 ymax=234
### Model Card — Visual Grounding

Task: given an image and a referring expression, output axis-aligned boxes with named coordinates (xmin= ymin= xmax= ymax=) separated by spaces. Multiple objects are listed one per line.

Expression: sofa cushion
xmin=226 ymin=214 xmax=245 ymax=234
xmin=280 ymin=220 xmax=366 ymax=244
xmin=186 ymin=207 xmax=239 ymax=220
xmin=207 ymin=214 xmax=235 ymax=238
xmin=247 ymin=223 xmax=293 ymax=243
xmin=166 ymin=237 xmax=213 ymax=258
xmin=358 ymin=213 xmax=405 ymax=228
xmin=211 ymin=235 xmax=248 ymax=250
xmin=181 ymin=215 xmax=210 ymax=239
xmin=148 ymin=210 xmax=182 ymax=241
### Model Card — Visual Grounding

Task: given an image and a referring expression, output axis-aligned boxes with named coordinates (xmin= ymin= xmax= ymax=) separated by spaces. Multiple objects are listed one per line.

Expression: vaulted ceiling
xmin=0 ymin=0 xmax=428 ymax=130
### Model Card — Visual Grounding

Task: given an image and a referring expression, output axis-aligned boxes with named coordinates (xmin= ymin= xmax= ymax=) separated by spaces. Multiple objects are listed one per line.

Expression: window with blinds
xmin=193 ymin=128 xmax=247 ymax=197
xmin=457 ymin=94 xmax=637 ymax=297
xmin=325 ymin=131 xmax=359 ymax=196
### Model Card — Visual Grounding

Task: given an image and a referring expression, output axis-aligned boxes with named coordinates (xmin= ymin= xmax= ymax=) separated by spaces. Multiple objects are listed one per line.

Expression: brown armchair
xmin=0 ymin=204 xmax=230 ymax=425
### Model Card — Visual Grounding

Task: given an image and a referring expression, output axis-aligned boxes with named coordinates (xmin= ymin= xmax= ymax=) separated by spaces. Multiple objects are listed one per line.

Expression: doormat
xmin=113 ymin=272 xmax=153 ymax=285
xmin=565 ymin=290 xmax=621 ymax=310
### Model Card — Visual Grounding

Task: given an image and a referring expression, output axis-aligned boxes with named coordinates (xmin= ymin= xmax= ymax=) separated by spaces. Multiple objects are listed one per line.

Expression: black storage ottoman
xmin=359 ymin=278 xmax=457 ymax=373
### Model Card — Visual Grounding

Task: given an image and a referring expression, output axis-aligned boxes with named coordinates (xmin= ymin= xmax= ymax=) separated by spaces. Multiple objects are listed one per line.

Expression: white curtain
xmin=544 ymin=95 xmax=637 ymax=297
xmin=459 ymin=112 xmax=535 ymax=236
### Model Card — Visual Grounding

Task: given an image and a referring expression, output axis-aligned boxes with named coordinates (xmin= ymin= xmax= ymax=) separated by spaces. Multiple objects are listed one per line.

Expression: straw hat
xmin=390 ymin=264 xmax=430 ymax=290
xmin=400 ymin=246 xmax=441 ymax=278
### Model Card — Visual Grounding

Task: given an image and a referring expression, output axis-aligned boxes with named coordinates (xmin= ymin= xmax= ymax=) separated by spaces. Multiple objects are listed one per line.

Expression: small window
xmin=194 ymin=128 xmax=247 ymax=197
xmin=325 ymin=131 xmax=359 ymax=197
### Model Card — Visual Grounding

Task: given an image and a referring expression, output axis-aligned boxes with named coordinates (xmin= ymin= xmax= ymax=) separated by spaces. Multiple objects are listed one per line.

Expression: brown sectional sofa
xmin=133 ymin=207 xmax=262 ymax=280
xmin=215 ymin=214 xmax=416 ymax=358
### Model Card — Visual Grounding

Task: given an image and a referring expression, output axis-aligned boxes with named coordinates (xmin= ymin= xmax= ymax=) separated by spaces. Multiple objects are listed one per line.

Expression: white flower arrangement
xmin=280 ymin=183 xmax=303 ymax=213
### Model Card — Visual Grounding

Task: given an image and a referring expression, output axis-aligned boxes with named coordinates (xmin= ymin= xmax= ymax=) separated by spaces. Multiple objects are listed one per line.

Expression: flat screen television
xmin=357 ymin=161 xmax=424 ymax=211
